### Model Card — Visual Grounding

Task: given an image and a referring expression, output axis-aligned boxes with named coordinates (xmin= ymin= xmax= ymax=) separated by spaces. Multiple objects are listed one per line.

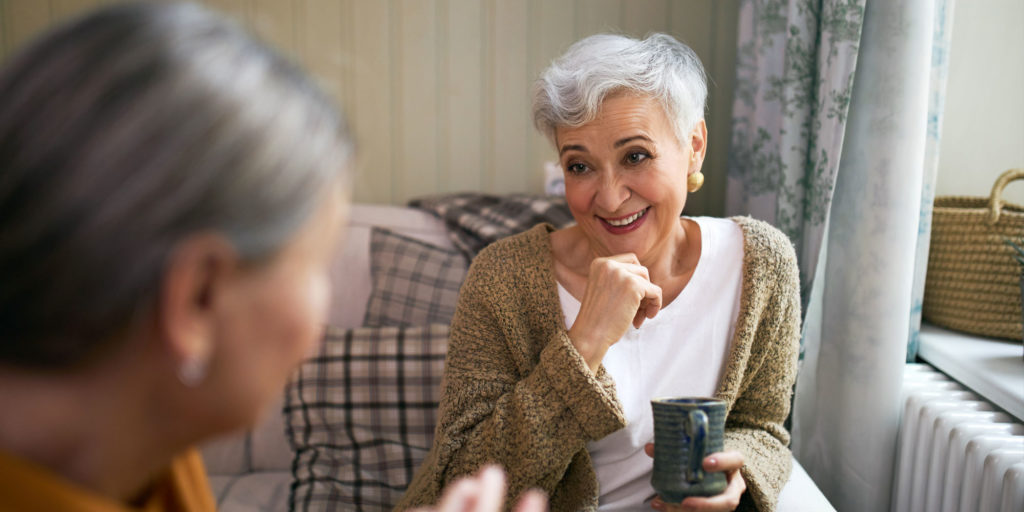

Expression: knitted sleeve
xmin=723 ymin=221 xmax=801 ymax=512
xmin=395 ymin=238 xmax=625 ymax=510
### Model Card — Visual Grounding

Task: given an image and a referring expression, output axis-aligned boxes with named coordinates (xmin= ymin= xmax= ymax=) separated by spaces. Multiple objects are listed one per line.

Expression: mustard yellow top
xmin=0 ymin=448 xmax=217 ymax=512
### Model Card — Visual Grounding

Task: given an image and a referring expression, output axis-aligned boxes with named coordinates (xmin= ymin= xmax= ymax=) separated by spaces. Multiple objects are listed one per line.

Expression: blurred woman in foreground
xmin=0 ymin=3 xmax=542 ymax=511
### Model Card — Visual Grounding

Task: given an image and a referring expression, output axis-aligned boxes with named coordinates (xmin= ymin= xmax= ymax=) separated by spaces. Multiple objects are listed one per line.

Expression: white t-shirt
xmin=556 ymin=217 xmax=745 ymax=511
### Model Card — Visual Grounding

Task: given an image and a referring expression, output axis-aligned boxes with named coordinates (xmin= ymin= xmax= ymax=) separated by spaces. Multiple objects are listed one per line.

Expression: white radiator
xmin=892 ymin=364 xmax=1024 ymax=512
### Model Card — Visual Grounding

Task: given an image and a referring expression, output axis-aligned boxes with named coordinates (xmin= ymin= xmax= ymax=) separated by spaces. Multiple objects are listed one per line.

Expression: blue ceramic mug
xmin=650 ymin=397 xmax=728 ymax=503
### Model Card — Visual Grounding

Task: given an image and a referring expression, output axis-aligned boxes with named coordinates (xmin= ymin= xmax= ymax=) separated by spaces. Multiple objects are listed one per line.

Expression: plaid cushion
xmin=285 ymin=324 xmax=449 ymax=511
xmin=409 ymin=193 xmax=575 ymax=259
xmin=363 ymin=227 xmax=467 ymax=327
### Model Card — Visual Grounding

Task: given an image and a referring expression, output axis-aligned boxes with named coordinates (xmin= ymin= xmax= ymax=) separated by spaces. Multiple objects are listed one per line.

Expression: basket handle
xmin=988 ymin=168 xmax=1024 ymax=225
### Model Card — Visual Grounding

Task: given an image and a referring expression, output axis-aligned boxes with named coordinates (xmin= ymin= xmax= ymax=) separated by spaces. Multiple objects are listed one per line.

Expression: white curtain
xmin=907 ymin=0 xmax=957 ymax=361
xmin=790 ymin=1 xmax=947 ymax=511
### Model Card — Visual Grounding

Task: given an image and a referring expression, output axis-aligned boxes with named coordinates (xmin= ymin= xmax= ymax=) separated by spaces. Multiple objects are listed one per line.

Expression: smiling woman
xmin=398 ymin=33 xmax=801 ymax=512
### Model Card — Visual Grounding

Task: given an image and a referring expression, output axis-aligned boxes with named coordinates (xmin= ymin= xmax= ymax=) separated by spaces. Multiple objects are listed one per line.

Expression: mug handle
xmin=685 ymin=409 xmax=707 ymax=483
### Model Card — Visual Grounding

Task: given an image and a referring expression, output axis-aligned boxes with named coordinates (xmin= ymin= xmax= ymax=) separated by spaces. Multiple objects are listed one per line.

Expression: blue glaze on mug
xmin=650 ymin=397 xmax=728 ymax=503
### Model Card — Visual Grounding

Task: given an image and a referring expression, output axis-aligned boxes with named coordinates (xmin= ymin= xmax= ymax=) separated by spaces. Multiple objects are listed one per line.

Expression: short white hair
xmin=532 ymin=33 xmax=707 ymax=146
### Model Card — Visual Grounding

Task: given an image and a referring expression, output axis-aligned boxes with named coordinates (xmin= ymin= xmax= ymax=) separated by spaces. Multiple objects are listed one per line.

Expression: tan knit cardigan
xmin=396 ymin=218 xmax=801 ymax=512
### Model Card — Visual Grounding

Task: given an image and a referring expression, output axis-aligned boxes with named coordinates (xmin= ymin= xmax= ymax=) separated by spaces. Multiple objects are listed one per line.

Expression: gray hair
xmin=533 ymin=33 xmax=707 ymax=146
xmin=0 ymin=2 xmax=353 ymax=368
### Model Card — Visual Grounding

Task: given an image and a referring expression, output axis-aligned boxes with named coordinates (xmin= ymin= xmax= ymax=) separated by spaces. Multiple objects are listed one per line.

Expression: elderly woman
xmin=0 ymin=4 xmax=541 ymax=512
xmin=399 ymin=33 xmax=800 ymax=512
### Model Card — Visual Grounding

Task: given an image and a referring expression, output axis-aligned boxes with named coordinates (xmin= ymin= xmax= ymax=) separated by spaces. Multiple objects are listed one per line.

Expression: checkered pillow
xmin=285 ymin=324 xmax=449 ymax=511
xmin=363 ymin=227 xmax=468 ymax=327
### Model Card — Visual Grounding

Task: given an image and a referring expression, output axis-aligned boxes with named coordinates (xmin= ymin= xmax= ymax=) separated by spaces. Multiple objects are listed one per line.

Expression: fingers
xmin=604 ymin=252 xmax=642 ymax=265
xmin=432 ymin=466 xmax=549 ymax=512
xmin=703 ymin=451 xmax=744 ymax=472
xmin=632 ymin=285 xmax=663 ymax=328
xmin=595 ymin=255 xmax=652 ymax=289
xmin=433 ymin=465 xmax=505 ymax=512
xmin=433 ymin=477 xmax=480 ymax=512
xmin=651 ymin=482 xmax=744 ymax=512
xmin=641 ymin=447 xmax=744 ymax=472
xmin=671 ymin=468 xmax=745 ymax=511
xmin=513 ymin=489 xmax=549 ymax=512
xmin=473 ymin=465 xmax=507 ymax=512
xmin=647 ymin=450 xmax=746 ymax=511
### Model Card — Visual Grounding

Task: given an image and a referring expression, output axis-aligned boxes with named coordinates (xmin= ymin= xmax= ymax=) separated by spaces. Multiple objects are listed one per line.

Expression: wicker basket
xmin=923 ymin=169 xmax=1024 ymax=341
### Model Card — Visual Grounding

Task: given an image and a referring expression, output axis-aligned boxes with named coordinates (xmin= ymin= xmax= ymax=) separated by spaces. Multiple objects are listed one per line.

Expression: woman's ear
xmin=157 ymin=233 xmax=239 ymax=386
xmin=689 ymin=119 xmax=708 ymax=172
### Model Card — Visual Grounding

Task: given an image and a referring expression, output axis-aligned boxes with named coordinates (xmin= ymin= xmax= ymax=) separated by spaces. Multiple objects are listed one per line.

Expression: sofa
xmin=199 ymin=202 xmax=836 ymax=511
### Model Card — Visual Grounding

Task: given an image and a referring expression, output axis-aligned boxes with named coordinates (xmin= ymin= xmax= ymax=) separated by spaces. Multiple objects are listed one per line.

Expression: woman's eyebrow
xmin=614 ymin=135 xmax=653 ymax=148
xmin=559 ymin=144 xmax=587 ymax=156
xmin=559 ymin=135 xmax=653 ymax=156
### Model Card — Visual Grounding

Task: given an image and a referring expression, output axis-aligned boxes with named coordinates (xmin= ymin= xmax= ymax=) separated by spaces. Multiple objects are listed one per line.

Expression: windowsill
xmin=918 ymin=322 xmax=1024 ymax=421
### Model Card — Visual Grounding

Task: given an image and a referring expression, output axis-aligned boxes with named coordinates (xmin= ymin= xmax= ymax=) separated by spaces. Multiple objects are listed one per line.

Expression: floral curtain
xmin=726 ymin=0 xmax=865 ymax=314
xmin=728 ymin=0 xmax=954 ymax=510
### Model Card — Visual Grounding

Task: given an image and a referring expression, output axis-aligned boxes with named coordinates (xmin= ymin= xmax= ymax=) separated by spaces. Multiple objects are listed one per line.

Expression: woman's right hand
xmin=568 ymin=253 xmax=663 ymax=372
xmin=418 ymin=465 xmax=548 ymax=512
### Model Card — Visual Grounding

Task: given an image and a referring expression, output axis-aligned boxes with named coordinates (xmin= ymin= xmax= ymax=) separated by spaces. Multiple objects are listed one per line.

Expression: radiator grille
xmin=893 ymin=364 xmax=1024 ymax=512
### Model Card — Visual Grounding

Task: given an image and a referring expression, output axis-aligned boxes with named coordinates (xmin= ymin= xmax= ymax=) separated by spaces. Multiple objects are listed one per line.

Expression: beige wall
xmin=0 ymin=0 xmax=739 ymax=214
xmin=937 ymin=0 xmax=1024 ymax=205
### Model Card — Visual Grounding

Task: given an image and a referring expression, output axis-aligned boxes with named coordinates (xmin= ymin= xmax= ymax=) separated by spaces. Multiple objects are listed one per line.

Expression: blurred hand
xmin=568 ymin=253 xmax=663 ymax=372
xmin=643 ymin=443 xmax=746 ymax=512
xmin=414 ymin=465 xmax=548 ymax=512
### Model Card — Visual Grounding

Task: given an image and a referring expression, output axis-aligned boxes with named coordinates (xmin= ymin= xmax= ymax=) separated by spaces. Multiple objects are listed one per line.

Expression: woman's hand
xmin=415 ymin=465 xmax=548 ymax=512
xmin=644 ymin=444 xmax=746 ymax=511
xmin=568 ymin=253 xmax=663 ymax=372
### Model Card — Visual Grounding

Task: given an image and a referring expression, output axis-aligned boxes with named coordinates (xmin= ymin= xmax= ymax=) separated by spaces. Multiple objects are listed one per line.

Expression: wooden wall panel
xmin=0 ymin=0 xmax=739 ymax=213
xmin=671 ymin=1 xmax=714 ymax=67
xmin=671 ymin=1 xmax=723 ymax=216
xmin=3 ymin=1 xmax=51 ymax=54
xmin=704 ymin=0 xmax=741 ymax=217
xmin=490 ymin=0 xmax=529 ymax=194
xmin=250 ymin=0 xmax=296 ymax=59
xmin=574 ymin=0 xmax=621 ymax=39
xmin=349 ymin=0 xmax=393 ymax=203
xmin=203 ymin=0 xmax=248 ymax=22
xmin=442 ymin=0 xmax=484 ymax=193
xmin=298 ymin=0 xmax=348 ymax=112
xmin=0 ymin=2 xmax=6 ymax=56
xmin=50 ymin=0 xmax=101 ymax=24
xmin=395 ymin=0 xmax=439 ymax=203
xmin=622 ymin=0 xmax=670 ymax=37
xmin=527 ymin=0 xmax=575 ymax=193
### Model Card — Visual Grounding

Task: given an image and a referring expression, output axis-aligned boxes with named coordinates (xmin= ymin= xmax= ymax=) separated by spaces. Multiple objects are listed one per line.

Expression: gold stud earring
xmin=687 ymin=171 xmax=704 ymax=193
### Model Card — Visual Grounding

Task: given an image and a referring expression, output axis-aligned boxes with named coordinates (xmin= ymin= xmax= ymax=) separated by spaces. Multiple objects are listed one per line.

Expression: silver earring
xmin=178 ymin=356 xmax=207 ymax=387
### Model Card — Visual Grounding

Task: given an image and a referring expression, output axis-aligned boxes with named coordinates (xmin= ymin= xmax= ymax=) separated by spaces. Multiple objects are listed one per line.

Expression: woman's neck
xmin=633 ymin=218 xmax=700 ymax=287
xmin=0 ymin=357 xmax=184 ymax=504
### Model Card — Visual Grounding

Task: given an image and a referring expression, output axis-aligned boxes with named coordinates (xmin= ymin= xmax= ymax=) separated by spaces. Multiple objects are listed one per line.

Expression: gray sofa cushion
xmin=284 ymin=324 xmax=449 ymax=511
xmin=363 ymin=227 xmax=467 ymax=327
